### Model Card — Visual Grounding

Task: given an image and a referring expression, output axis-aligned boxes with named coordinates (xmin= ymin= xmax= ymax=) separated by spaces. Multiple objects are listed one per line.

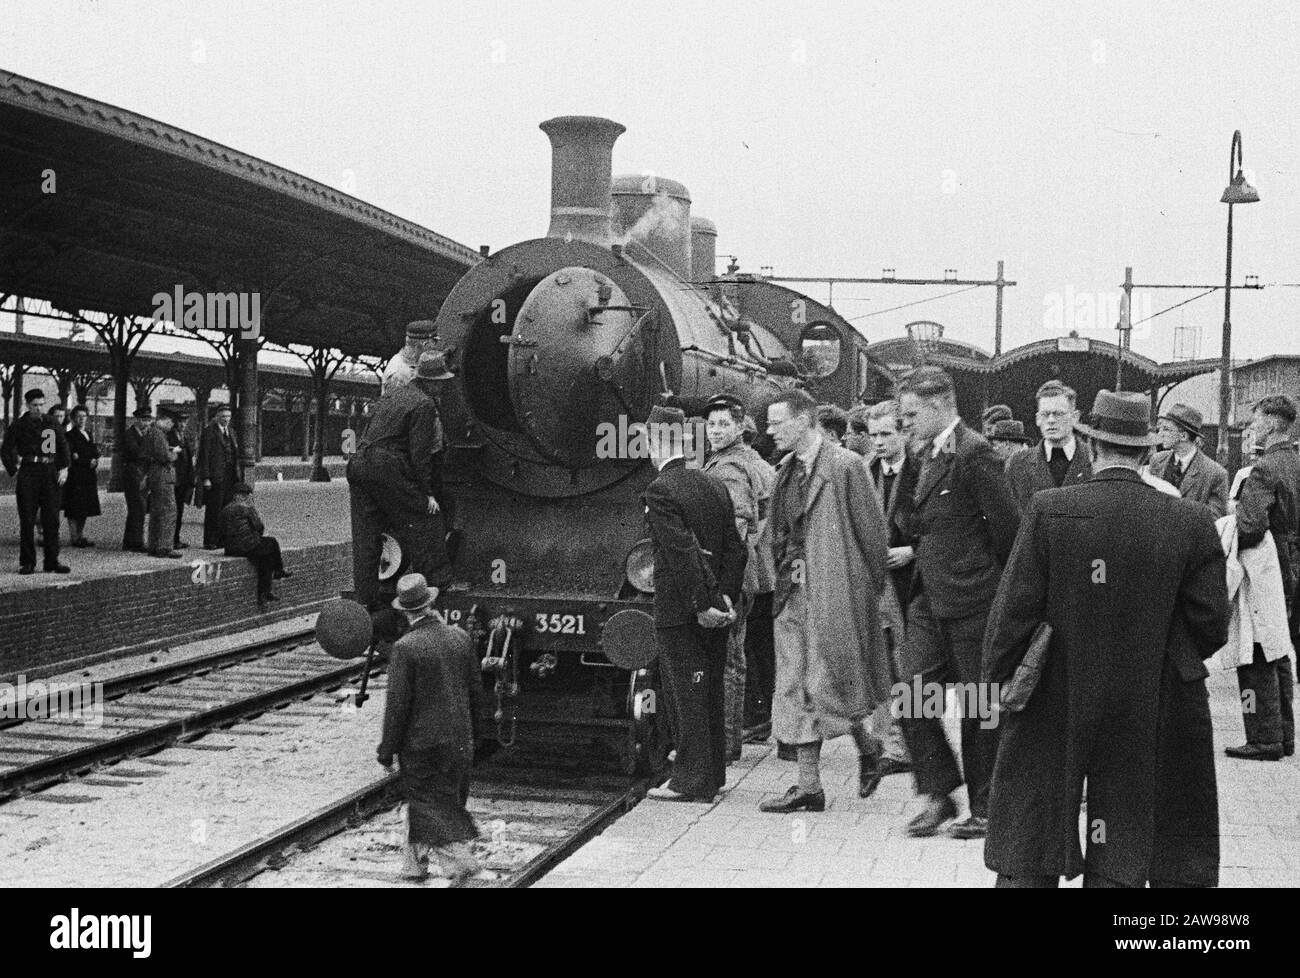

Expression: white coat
xmin=1212 ymin=513 xmax=1295 ymax=670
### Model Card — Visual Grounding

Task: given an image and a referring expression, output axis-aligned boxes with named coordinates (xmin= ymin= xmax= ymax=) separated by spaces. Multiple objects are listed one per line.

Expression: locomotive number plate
xmin=534 ymin=613 xmax=587 ymax=635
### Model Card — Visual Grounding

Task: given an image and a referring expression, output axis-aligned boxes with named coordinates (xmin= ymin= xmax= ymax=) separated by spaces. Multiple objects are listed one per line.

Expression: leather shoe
xmin=1225 ymin=742 xmax=1283 ymax=761
xmin=905 ymin=795 xmax=958 ymax=837
xmin=742 ymin=721 xmax=772 ymax=744
xmin=948 ymin=814 xmax=989 ymax=839
xmin=859 ymin=755 xmax=884 ymax=799
xmin=1285 ymin=744 xmax=1295 ymax=757
xmin=877 ymin=757 xmax=913 ymax=776
xmin=18 ymin=566 xmax=35 ymax=575
xmin=150 ymin=549 xmax=182 ymax=559
xmin=647 ymin=783 xmax=712 ymax=803
xmin=759 ymin=786 xmax=826 ymax=813
xmin=273 ymin=569 xmax=293 ymax=580
xmin=45 ymin=564 xmax=72 ymax=574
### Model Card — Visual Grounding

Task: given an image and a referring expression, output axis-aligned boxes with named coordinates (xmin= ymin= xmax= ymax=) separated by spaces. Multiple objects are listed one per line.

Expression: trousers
xmin=656 ymin=622 xmax=726 ymax=799
xmin=1237 ymin=644 xmax=1296 ymax=749
xmin=347 ymin=449 xmax=449 ymax=609
xmin=122 ymin=468 xmax=147 ymax=549
xmin=723 ymin=593 xmax=752 ymax=756
xmin=16 ymin=464 xmax=61 ymax=569
xmin=146 ymin=470 xmax=176 ymax=553
xmin=899 ymin=594 xmax=998 ymax=816
xmin=743 ymin=591 xmax=775 ymax=728
xmin=202 ymin=476 xmax=237 ymax=548
xmin=234 ymin=536 xmax=284 ymax=597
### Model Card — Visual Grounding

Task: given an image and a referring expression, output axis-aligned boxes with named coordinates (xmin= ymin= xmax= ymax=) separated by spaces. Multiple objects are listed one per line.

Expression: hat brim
xmin=1158 ymin=415 xmax=1202 ymax=438
xmin=418 ymin=370 xmax=455 ymax=382
xmin=391 ymin=595 xmax=433 ymax=612
xmin=993 ymin=435 xmax=1033 ymax=445
xmin=1073 ymin=421 xmax=1157 ymax=448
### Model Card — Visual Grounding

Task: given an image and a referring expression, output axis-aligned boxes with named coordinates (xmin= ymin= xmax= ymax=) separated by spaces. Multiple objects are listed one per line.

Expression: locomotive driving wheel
xmin=625 ymin=663 xmax=669 ymax=777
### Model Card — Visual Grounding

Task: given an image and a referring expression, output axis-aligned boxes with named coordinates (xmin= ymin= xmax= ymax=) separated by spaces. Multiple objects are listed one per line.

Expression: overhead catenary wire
xmin=847 ymin=284 xmax=982 ymax=321
xmin=1129 ymin=287 xmax=1220 ymax=328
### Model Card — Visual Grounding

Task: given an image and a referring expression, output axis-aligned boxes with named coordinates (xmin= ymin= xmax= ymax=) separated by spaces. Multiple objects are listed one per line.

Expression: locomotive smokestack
xmin=539 ymin=116 xmax=626 ymax=244
xmin=690 ymin=216 xmax=717 ymax=282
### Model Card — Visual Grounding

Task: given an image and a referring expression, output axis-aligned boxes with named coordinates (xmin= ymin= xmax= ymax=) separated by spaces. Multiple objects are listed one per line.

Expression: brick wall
xmin=0 ymin=541 xmax=351 ymax=682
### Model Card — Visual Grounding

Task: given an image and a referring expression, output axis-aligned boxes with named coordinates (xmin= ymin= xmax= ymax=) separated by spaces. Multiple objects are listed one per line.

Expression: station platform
xmin=537 ymin=670 xmax=1300 ymax=888
xmin=0 ymin=480 xmax=354 ymax=679
xmin=0 ymin=455 xmax=347 ymax=495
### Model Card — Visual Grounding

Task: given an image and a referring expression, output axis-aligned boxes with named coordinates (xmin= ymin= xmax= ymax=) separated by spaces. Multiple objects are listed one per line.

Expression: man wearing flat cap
xmin=121 ymin=405 xmax=154 ymax=552
xmin=981 ymin=404 xmax=1014 ymax=438
xmin=982 ymin=389 xmax=1229 ymax=887
xmin=1150 ymin=403 xmax=1229 ymax=518
xmin=222 ymin=482 xmax=291 ymax=608
xmin=988 ymin=419 xmax=1033 ymax=465
xmin=378 ymin=572 xmax=483 ymax=880
xmin=348 ymin=350 xmax=453 ymax=609
xmin=1 ymin=389 xmax=70 ymax=574
xmin=642 ymin=404 xmax=747 ymax=801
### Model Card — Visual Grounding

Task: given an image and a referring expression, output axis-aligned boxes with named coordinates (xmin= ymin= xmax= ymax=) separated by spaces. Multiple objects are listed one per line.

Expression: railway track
xmin=164 ymin=762 xmax=648 ymax=889
xmin=0 ymin=625 xmax=379 ymax=800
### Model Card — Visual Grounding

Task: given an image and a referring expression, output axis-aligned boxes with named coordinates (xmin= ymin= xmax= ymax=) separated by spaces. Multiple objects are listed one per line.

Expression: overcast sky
xmin=5 ymin=0 xmax=1299 ymax=364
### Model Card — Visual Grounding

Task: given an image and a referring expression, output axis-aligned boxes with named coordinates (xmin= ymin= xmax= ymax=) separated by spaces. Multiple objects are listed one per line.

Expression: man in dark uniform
xmin=169 ymin=412 xmax=196 ymax=548
xmin=983 ymin=390 xmax=1229 ymax=887
xmin=1228 ymin=394 xmax=1300 ymax=761
xmin=347 ymin=352 xmax=452 ymax=610
xmin=121 ymin=406 xmax=152 ymax=552
xmin=642 ymin=405 xmax=747 ymax=802
xmin=199 ymin=404 xmax=243 ymax=550
xmin=1 ymin=389 xmax=71 ymax=574
xmin=143 ymin=408 xmax=182 ymax=558
xmin=897 ymin=366 xmax=1020 ymax=839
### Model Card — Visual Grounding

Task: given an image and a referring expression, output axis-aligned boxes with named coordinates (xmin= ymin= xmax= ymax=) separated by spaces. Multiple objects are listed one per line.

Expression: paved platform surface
xmin=0 ymin=478 xmax=351 ymax=593
xmin=537 ymin=669 xmax=1300 ymax=888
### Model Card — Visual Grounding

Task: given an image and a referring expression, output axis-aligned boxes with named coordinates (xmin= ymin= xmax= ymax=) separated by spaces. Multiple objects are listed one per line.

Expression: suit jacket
xmin=644 ymin=458 xmax=747 ymax=628
xmin=198 ymin=421 xmax=242 ymax=484
xmin=1149 ymin=448 xmax=1229 ymax=519
xmin=377 ymin=616 xmax=483 ymax=761
xmin=169 ymin=428 xmax=196 ymax=492
xmin=910 ymin=422 xmax=1020 ymax=619
xmin=1236 ymin=441 xmax=1300 ymax=608
xmin=122 ymin=424 xmax=149 ymax=479
xmin=869 ymin=451 xmax=921 ymax=609
xmin=142 ymin=424 xmax=175 ymax=484
xmin=220 ymin=499 xmax=264 ymax=556
xmin=982 ymin=468 xmax=1229 ymax=885
xmin=1005 ymin=438 xmax=1093 ymax=512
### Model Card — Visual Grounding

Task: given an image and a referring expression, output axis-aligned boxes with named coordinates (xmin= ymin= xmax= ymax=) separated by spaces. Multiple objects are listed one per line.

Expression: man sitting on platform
xmin=221 ymin=482 xmax=291 ymax=609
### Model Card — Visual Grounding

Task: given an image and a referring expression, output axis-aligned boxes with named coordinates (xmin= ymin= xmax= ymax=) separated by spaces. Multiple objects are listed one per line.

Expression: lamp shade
xmin=1221 ymin=170 xmax=1260 ymax=205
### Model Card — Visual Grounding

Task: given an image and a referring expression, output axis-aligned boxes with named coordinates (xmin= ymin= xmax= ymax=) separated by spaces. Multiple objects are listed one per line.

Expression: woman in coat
xmin=63 ymin=405 xmax=101 ymax=546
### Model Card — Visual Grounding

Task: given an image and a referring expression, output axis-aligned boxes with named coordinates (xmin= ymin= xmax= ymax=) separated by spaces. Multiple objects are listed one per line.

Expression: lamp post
xmin=1218 ymin=130 xmax=1260 ymax=463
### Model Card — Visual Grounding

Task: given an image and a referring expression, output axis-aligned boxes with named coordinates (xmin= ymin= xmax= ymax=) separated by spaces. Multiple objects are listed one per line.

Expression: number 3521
xmin=535 ymin=613 xmax=586 ymax=635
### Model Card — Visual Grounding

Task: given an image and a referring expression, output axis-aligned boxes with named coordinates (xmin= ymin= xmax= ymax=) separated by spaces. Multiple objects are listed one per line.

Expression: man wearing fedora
xmin=198 ymin=404 xmax=243 ymax=550
xmin=642 ymin=405 xmax=747 ymax=802
xmin=988 ymin=419 xmax=1033 ymax=465
xmin=1005 ymin=380 xmax=1093 ymax=512
xmin=981 ymin=404 xmax=1014 ymax=439
xmin=347 ymin=351 xmax=453 ymax=609
xmin=983 ymin=390 xmax=1229 ymax=887
xmin=1150 ymin=404 xmax=1230 ymax=519
xmin=378 ymin=573 xmax=483 ymax=881
xmin=121 ymin=405 xmax=154 ymax=552
xmin=1228 ymin=394 xmax=1300 ymax=761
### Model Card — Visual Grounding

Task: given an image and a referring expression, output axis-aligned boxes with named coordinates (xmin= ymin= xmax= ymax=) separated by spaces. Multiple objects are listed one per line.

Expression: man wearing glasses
xmin=1006 ymin=380 xmax=1093 ymax=512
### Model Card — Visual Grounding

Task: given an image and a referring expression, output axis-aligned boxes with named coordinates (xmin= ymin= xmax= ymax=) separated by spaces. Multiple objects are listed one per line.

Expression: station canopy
xmin=0 ymin=71 xmax=480 ymax=358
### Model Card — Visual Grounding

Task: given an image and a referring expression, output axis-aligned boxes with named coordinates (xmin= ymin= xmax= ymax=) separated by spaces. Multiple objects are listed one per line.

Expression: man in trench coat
xmin=759 ymin=388 xmax=896 ymax=813
xmin=982 ymin=390 xmax=1229 ymax=887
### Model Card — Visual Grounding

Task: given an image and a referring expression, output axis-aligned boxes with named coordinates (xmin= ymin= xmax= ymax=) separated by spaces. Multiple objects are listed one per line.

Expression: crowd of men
xmin=640 ymin=367 xmax=1298 ymax=887
xmin=1 ymin=393 xmax=289 ymax=605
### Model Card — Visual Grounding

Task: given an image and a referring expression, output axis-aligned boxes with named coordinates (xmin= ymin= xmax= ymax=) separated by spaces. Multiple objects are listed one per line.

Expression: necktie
xmin=1167 ymin=458 xmax=1186 ymax=491
xmin=1047 ymin=446 xmax=1069 ymax=487
xmin=882 ymin=468 xmax=897 ymax=510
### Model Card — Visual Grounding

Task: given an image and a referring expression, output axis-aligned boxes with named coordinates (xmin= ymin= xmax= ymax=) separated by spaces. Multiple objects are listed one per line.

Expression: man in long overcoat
xmin=759 ymin=388 xmax=895 ymax=813
xmin=982 ymin=390 xmax=1229 ymax=887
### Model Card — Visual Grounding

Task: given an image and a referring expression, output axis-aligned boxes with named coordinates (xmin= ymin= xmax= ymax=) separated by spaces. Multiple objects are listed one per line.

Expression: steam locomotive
xmin=391 ymin=117 xmax=875 ymax=772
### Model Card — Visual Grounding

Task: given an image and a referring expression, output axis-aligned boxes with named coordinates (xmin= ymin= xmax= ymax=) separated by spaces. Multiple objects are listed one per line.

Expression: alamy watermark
xmin=151 ymin=285 xmax=261 ymax=339
xmin=595 ymin=416 xmax=706 ymax=468
xmin=0 ymin=675 xmax=104 ymax=727
xmin=889 ymin=678 xmax=1002 ymax=730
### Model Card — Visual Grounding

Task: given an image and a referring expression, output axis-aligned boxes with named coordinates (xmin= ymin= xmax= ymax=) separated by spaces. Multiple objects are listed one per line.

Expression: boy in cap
xmin=222 ymin=482 xmax=291 ymax=608
xmin=378 ymin=573 xmax=483 ymax=880
xmin=143 ymin=408 xmax=182 ymax=558
xmin=122 ymin=405 xmax=154 ymax=552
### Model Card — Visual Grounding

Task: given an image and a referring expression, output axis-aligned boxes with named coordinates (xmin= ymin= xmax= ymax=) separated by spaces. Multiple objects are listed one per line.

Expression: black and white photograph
xmin=0 ymin=0 xmax=1294 ymax=954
